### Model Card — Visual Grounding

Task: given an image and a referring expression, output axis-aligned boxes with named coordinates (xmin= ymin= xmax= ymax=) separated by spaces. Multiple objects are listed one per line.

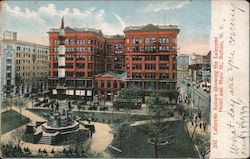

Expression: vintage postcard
xmin=0 ymin=0 xmax=249 ymax=158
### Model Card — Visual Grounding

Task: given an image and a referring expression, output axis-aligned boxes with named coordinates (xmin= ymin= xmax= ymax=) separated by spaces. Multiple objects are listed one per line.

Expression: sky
xmin=0 ymin=0 xmax=211 ymax=55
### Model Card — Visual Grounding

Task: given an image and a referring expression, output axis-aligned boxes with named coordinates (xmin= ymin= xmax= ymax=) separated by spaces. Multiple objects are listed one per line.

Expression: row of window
xmin=129 ymin=37 xmax=175 ymax=44
xmin=131 ymin=72 xmax=177 ymax=79
xmin=129 ymin=46 xmax=176 ymax=52
xmin=53 ymin=39 xmax=105 ymax=47
xmin=99 ymin=80 xmax=125 ymax=89
xmin=52 ymin=54 xmax=175 ymax=62
xmin=131 ymin=55 xmax=172 ymax=61
xmin=16 ymin=46 xmax=48 ymax=54
xmin=130 ymin=63 xmax=176 ymax=70
xmin=16 ymin=53 xmax=47 ymax=59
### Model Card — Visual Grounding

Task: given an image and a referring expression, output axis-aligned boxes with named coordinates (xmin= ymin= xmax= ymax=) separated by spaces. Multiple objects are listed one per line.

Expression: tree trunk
xmin=154 ymin=143 xmax=158 ymax=158
xmin=191 ymin=125 xmax=197 ymax=141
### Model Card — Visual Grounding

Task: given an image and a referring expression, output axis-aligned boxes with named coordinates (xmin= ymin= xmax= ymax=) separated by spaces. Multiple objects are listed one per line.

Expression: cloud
xmin=112 ymin=11 xmax=126 ymax=30
xmin=2 ymin=3 xmax=126 ymax=45
xmin=147 ymin=1 xmax=190 ymax=12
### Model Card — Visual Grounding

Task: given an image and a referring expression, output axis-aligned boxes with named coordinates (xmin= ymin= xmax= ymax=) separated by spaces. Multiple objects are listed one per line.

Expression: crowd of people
xmin=1 ymin=144 xmax=31 ymax=157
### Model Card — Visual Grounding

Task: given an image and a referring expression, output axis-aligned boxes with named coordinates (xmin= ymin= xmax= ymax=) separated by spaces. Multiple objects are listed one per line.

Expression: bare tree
xmin=11 ymin=127 xmax=25 ymax=148
xmin=16 ymin=99 xmax=27 ymax=121
xmin=140 ymin=94 xmax=175 ymax=158
xmin=194 ymin=133 xmax=210 ymax=158
xmin=66 ymin=130 xmax=91 ymax=157
xmin=177 ymin=105 xmax=206 ymax=141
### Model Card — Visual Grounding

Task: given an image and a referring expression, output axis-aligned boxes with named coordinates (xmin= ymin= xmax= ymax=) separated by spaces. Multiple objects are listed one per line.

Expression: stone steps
xmin=38 ymin=136 xmax=52 ymax=145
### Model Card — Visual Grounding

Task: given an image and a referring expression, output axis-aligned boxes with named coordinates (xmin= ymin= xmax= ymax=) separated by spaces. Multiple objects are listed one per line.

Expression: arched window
xmin=65 ymin=39 xmax=69 ymax=45
xmin=70 ymin=39 xmax=74 ymax=45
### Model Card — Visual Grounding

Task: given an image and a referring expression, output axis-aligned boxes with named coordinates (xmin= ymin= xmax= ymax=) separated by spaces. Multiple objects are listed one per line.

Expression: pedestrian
xmin=90 ymin=130 xmax=93 ymax=138
xmin=51 ymin=148 xmax=55 ymax=154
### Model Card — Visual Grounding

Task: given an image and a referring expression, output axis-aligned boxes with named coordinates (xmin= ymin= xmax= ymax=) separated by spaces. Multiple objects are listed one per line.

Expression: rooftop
xmin=48 ymin=26 xmax=103 ymax=36
xmin=124 ymin=24 xmax=180 ymax=33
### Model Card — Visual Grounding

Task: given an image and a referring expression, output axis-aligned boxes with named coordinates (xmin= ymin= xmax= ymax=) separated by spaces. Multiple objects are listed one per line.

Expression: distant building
xmin=202 ymin=51 xmax=211 ymax=82
xmin=0 ymin=31 xmax=49 ymax=98
xmin=177 ymin=54 xmax=189 ymax=79
xmin=48 ymin=22 xmax=180 ymax=102
xmin=188 ymin=52 xmax=211 ymax=82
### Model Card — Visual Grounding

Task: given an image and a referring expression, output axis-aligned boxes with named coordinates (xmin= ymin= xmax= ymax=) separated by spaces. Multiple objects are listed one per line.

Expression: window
xmin=145 ymin=38 xmax=150 ymax=44
xmin=70 ymin=39 xmax=74 ymax=45
xmin=173 ymin=73 xmax=177 ymax=79
xmin=132 ymin=73 xmax=142 ymax=79
xmin=53 ymin=47 xmax=58 ymax=52
xmin=162 ymin=38 xmax=166 ymax=43
xmin=76 ymin=80 xmax=84 ymax=87
xmin=65 ymin=63 xmax=73 ymax=69
xmin=166 ymin=46 xmax=170 ymax=51
xmin=101 ymin=81 xmax=104 ymax=88
xmin=54 ymin=39 xmax=59 ymax=45
xmin=166 ymin=38 xmax=169 ymax=43
xmin=88 ymin=39 xmax=92 ymax=44
xmin=159 ymin=55 xmax=169 ymax=61
xmin=114 ymin=81 xmax=117 ymax=88
xmin=159 ymin=64 xmax=169 ymax=70
xmin=132 ymin=56 xmax=142 ymax=61
xmin=76 ymin=55 xmax=85 ymax=60
xmin=88 ymin=55 xmax=92 ymax=61
xmin=145 ymin=56 xmax=156 ymax=61
xmin=172 ymin=63 xmax=177 ymax=70
xmin=145 ymin=64 xmax=156 ymax=70
xmin=87 ymin=80 xmax=92 ymax=87
xmin=151 ymin=38 xmax=156 ymax=43
xmin=77 ymin=39 xmax=85 ymax=45
xmin=76 ymin=63 xmax=85 ymax=69
xmin=6 ymin=72 xmax=11 ymax=78
xmin=172 ymin=38 xmax=175 ymax=43
xmin=88 ymin=72 xmax=92 ymax=77
xmin=88 ymin=64 xmax=92 ymax=69
xmin=132 ymin=46 xmax=142 ymax=52
xmin=88 ymin=47 xmax=92 ymax=52
xmin=107 ymin=81 xmax=111 ymax=88
xmin=132 ymin=64 xmax=142 ymax=70
xmin=127 ymin=47 xmax=130 ymax=52
xmin=132 ymin=38 xmax=142 ymax=44
xmin=65 ymin=39 xmax=69 ymax=45
xmin=172 ymin=46 xmax=175 ymax=51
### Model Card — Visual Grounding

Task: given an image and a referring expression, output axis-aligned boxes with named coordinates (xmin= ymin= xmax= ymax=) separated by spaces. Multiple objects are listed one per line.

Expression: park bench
xmin=108 ymin=145 xmax=122 ymax=153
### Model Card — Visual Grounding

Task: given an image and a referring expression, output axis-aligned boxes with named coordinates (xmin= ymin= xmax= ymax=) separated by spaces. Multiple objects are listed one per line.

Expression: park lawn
xmin=1 ymin=110 xmax=30 ymax=134
xmin=26 ymin=108 xmax=151 ymax=124
xmin=110 ymin=121 xmax=199 ymax=158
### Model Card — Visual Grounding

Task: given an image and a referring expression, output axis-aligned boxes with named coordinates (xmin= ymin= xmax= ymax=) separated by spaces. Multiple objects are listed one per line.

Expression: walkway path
xmin=89 ymin=122 xmax=113 ymax=157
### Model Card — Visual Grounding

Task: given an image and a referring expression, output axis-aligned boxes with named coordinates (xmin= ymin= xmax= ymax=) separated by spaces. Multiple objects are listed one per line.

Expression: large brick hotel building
xmin=48 ymin=22 xmax=179 ymax=102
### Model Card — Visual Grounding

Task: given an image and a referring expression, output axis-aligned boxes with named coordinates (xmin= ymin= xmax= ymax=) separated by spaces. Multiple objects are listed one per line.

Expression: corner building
xmin=48 ymin=23 xmax=179 ymax=102
xmin=124 ymin=24 xmax=179 ymax=99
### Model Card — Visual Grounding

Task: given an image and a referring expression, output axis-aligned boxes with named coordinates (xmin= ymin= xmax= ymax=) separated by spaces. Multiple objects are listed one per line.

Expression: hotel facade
xmin=48 ymin=23 xmax=179 ymax=102
xmin=0 ymin=31 xmax=49 ymax=98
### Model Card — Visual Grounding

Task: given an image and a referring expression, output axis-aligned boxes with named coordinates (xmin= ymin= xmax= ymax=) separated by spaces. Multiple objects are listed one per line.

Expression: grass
xmin=110 ymin=121 xmax=199 ymax=158
xmin=26 ymin=108 xmax=152 ymax=124
xmin=1 ymin=109 xmax=30 ymax=134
